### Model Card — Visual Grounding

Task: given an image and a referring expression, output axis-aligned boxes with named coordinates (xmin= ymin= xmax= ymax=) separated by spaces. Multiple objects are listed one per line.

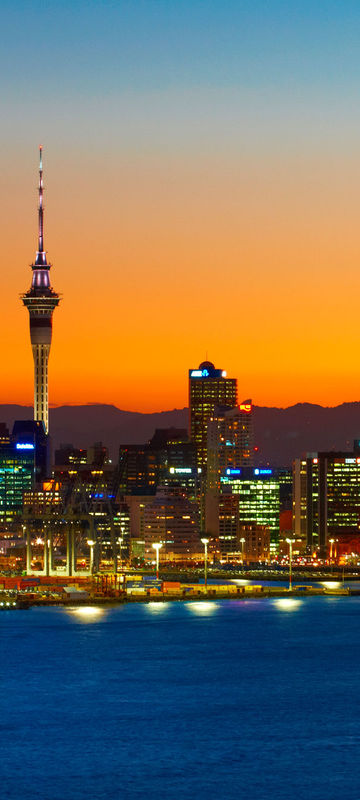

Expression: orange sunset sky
xmin=2 ymin=2 xmax=360 ymax=412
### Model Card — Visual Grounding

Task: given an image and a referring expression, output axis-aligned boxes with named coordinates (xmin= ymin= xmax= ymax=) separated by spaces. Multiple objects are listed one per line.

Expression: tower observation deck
xmin=21 ymin=147 xmax=61 ymax=434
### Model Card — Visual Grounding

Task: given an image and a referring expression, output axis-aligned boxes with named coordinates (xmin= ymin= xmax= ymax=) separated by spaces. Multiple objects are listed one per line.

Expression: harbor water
xmin=1 ymin=597 xmax=359 ymax=799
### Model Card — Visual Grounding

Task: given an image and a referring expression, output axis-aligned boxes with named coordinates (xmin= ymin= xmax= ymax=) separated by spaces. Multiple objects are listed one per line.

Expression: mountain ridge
xmin=1 ymin=402 xmax=360 ymax=466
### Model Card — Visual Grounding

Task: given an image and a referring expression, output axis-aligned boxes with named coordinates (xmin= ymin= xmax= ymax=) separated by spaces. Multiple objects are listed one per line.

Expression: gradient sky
xmin=2 ymin=0 xmax=360 ymax=411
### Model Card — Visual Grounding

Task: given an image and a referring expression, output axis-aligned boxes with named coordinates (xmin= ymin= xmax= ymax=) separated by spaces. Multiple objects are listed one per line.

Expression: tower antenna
xmin=35 ymin=145 xmax=47 ymax=267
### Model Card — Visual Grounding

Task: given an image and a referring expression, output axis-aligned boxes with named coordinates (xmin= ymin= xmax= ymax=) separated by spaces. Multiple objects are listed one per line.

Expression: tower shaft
xmin=32 ymin=344 xmax=50 ymax=434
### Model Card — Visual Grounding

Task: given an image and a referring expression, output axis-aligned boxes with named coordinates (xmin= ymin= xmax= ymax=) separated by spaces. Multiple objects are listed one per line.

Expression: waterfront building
xmin=293 ymin=442 xmax=360 ymax=556
xmin=21 ymin=147 xmax=61 ymax=435
xmin=142 ymin=487 xmax=201 ymax=561
xmin=207 ymin=466 xmax=280 ymax=548
xmin=189 ymin=361 xmax=237 ymax=467
xmin=212 ymin=488 xmax=270 ymax=560
xmin=0 ymin=424 xmax=35 ymax=523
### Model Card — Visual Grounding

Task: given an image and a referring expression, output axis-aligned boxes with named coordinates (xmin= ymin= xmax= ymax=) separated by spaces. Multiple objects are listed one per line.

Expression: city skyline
xmin=3 ymin=1 xmax=360 ymax=412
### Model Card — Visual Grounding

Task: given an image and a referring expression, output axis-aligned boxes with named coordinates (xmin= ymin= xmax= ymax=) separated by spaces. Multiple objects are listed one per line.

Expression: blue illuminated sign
xmin=190 ymin=367 xmax=223 ymax=378
xmin=190 ymin=369 xmax=210 ymax=377
xmin=226 ymin=468 xmax=241 ymax=475
xmin=254 ymin=468 xmax=272 ymax=475
xmin=16 ymin=443 xmax=34 ymax=450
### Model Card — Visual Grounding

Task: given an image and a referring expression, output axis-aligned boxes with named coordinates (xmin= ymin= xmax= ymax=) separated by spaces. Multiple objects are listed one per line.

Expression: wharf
xmin=2 ymin=584 xmax=354 ymax=609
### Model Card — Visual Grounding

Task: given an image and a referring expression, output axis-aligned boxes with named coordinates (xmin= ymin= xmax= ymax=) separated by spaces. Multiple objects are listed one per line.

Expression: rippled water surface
xmin=1 ymin=598 xmax=360 ymax=799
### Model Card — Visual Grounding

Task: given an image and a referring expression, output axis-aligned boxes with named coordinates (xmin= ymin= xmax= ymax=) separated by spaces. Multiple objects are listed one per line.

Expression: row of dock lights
xmin=151 ymin=539 xmax=211 ymax=589
xmin=0 ymin=602 xmax=16 ymax=607
xmin=87 ymin=537 xmax=124 ymax=574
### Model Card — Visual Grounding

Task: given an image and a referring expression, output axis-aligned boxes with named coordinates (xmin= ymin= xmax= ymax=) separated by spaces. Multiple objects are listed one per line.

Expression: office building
xmin=21 ymin=147 xmax=61 ymax=434
xmin=119 ymin=429 xmax=197 ymax=495
xmin=142 ymin=487 xmax=201 ymax=561
xmin=12 ymin=420 xmax=49 ymax=482
xmin=207 ymin=466 xmax=280 ymax=546
xmin=207 ymin=402 xmax=254 ymax=491
xmin=293 ymin=442 xmax=360 ymax=556
xmin=212 ymin=490 xmax=270 ymax=561
xmin=189 ymin=361 xmax=237 ymax=467
xmin=0 ymin=424 xmax=35 ymax=523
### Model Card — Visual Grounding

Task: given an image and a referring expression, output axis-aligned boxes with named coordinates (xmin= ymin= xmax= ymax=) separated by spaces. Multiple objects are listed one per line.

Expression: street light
xmin=240 ymin=537 xmax=246 ymax=567
xmin=201 ymin=538 xmax=209 ymax=591
xmin=152 ymin=542 xmax=162 ymax=579
xmin=87 ymin=539 xmax=95 ymax=574
xmin=286 ymin=538 xmax=295 ymax=591
xmin=47 ymin=538 xmax=51 ymax=577
xmin=117 ymin=537 xmax=123 ymax=572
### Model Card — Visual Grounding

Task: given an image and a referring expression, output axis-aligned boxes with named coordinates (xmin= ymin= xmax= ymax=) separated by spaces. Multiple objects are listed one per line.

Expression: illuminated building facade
xmin=119 ymin=429 xmax=196 ymax=495
xmin=0 ymin=424 xmax=35 ymax=523
xmin=207 ymin=402 xmax=254 ymax=491
xmin=206 ymin=491 xmax=271 ymax=560
xmin=163 ymin=466 xmax=200 ymax=502
xmin=143 ymin=488 xmax=201 ymax=560
xmin=22 ymin=147 xmax=60 ymax=434
xmin=207 ymin=467 xmax=280 ymax=545
xmin=12 ymin=420 xmax=49 ymax=482
xmin=293 ymin=443 xmax=360 ymax=556
xmin=189 ymin=361 xmax=237 ymax=467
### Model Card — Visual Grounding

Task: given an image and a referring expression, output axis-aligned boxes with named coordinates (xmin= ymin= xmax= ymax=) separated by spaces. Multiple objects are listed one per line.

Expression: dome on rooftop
xmin=199 ymin=361 xmax=215 ymax=370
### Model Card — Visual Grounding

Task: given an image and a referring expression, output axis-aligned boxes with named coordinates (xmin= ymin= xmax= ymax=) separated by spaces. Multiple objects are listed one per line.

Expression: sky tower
xmin=22 ymin=147 xmax=60 ymax=434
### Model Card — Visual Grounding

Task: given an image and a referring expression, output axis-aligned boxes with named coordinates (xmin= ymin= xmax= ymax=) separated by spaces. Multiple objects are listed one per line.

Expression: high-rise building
xmin=0 ymin=424 xmax=35 ymax=523
xmin=118 ymin=429 xmax=197 ymax=495
xmin=21 ymin=147 xmax=60 ymax=434
xmin=189 ymin=361 xmax=237 ymax=467
xmin=293 ymin=442 xmax=360 ymax=557
xmin=206 ymin=466 xmax=280 ymax=546
xmin=207 ymin=402 xmax=254 ymax=491
xmin=12 ymin=420 xmax=49 ymax=482
xmin=212 ymin=490 xmax=270 ymax=561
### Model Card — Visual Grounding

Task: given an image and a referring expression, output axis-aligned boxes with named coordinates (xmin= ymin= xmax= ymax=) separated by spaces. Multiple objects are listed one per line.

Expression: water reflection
xmin=321 ymin=581 xmax=341 ymax=589
xmin=186 ymin=601 xmax=218 ymax=615
xmin=146 ymin=602 xmax=170 ymax=613
xmin=68 ymin=606 xmax=106 ymax=622
xmin=273 ymin=598 xmax=302 ymax=611
xmin=231 ymin=579 xmax=250 ymax=586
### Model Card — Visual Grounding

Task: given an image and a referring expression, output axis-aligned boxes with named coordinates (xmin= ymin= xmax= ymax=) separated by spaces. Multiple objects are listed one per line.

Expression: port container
xmin=162 ymin=582 xmax=181 ymax=592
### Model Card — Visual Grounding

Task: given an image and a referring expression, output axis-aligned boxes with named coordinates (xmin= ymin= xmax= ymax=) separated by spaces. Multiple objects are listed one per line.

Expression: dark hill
xmin=0 ymin=402 xmax=359 ymax=466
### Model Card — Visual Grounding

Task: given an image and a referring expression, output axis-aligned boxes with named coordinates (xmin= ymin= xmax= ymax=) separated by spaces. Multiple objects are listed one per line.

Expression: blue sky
xmin=3 ymin=0 xmax=360 ymax=98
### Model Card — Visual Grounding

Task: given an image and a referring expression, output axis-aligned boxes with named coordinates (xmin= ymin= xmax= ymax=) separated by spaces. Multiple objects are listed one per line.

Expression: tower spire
xmin=35 ymin=145 xmax=47 ymax=267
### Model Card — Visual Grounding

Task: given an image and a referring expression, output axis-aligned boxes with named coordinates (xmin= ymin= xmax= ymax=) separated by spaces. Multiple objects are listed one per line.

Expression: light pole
xmin=240 ymin=537 xmax=246 ymax=567
xmin=201 ymin=538 xmax=209 ymax=591
xmin=329 ymin=538 xmax=335 ymax=573
xmin=87 ymin=539 xmax=95 ymax=575
xmin=152 ymin=542 xmax=162 ymax=579
xmin=286 ymin=538 xmax=295 ymax=591
xmin=117 ymin=537 xmax=123 ymax=572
